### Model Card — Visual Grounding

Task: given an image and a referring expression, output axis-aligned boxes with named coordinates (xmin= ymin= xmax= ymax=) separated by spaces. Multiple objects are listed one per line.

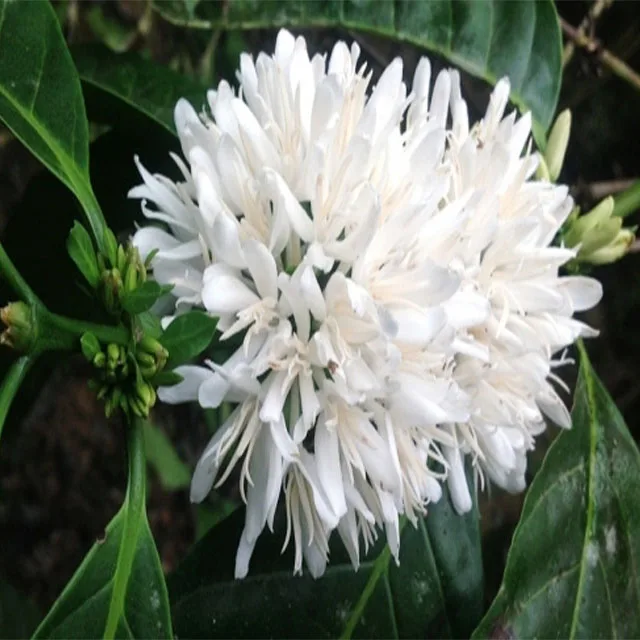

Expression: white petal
xmin=158 ymin=365 xmax=211 ymax=404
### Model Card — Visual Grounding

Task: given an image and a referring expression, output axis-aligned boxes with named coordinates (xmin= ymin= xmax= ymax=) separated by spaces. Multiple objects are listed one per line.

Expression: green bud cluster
xmin=97 ymin=229 xmax=151 ymax=316
xmin=82 ymin=332 xmax=168 ymax=419
xmin=564 ymin=197 xmax=636 ymax=266
xmin=0 ymin=301 xmax=35 ymax=353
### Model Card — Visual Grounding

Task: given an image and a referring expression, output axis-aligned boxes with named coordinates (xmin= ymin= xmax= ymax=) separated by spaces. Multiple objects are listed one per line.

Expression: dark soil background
xmin=1 ymin=0 xmax=640 ymax=628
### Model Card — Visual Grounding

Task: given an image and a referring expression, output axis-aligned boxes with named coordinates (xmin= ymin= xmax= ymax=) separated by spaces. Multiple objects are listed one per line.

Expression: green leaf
xmin=67 ymin=222 xmax=100 ymax=288
xmin=33 ymin=421 xmax=173 ymax=639
xmin=121 ymin=281 xmax=165 ymax=315
xmin=0 ymin=580 xmax=41 ymax=637
xmin=473 ymin=342 xmax=640 ymax=639
xmin=169 ymin=465 xmax=483 ymax=639
xmin=150 ymin=370 xmax=184 ymax=387
xmin=151 ymin=0 xmax=562 ymax=136
xmin=137 ymin=311 xmax=164 ymax=340
xmin=159 ymin=311 xmax=218 ymax=369
xmin=73 ymin=45 xmax=208 ymax=136
xmin=143 ymin=421 xmax=191 ymax=491
xmin=0 ymin=0 xmax=106 ymax=244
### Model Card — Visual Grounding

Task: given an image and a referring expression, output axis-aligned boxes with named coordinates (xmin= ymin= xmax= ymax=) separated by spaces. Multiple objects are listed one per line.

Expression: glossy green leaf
xmin=152 ymin=0 xmax=562 ymax=136
xmin=67 ymin=222 xmax=100 ymax=288
xmin=160 ymin=311 xmax=218 ymax=369
xmin=0 ymin=580 xmax=41 ymax=637
xmin=473 ymin=343 xmax=640 ymax=639
xmin=169 ymin=466 xmax=483 ymax=639
xmin=73 ymin=45 xmax=207 ymax=136
xmin=143 ymin=421 xmax=191 ymax=491
xmin=0 ymin=0 xmax=106 ymax=244
xmin=33 ymin=421 xmax=173 ymax=639
xmin=121 ymin=281 xmax=165 ymax=315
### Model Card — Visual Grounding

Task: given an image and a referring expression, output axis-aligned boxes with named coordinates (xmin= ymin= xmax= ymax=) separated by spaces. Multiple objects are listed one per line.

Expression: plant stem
xmin=562 ymin=0 xmax=614 ymax=67
xmin=561 ymin=17 xmax=640 ymax=92
xmin=38 ymin=311 xmax=129 ymax=351
xmin=0 ymin=243 xmax=39 ymax=305
xmin=0 ymin=356 xmax=34 ymax=443
xmin=613 ymin=180 xmax=640 ymax=218
xmin=104 ymin=417 xmax=146 ymax=640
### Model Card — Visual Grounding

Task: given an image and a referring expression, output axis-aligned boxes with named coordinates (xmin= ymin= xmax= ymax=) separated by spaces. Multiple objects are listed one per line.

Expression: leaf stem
xmin=0 ymin=243 xmax=39 ymax=305
xmin=0 ymin=355 xmax=33 ymax=444
xmin=75 ymin=180 xmax=109 ymax=253
xmin=613 ymin=180 xmax=640 ymax=218
xmin=104 ymin=417 xmax=146 ymax=640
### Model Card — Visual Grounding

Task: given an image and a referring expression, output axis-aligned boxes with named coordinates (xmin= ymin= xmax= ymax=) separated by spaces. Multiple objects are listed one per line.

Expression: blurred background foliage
xmin=1 ymin=0 xmax=639 ymax=627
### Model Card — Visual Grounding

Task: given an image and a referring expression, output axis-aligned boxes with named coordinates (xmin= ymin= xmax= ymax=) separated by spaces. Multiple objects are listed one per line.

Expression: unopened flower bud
xmin=124 ymin=261 xmax=138 ymax=293
xmin=587 ymin=228 xmax=635 ymax=265
xmin=93 ymin=352 xmax=106 ymax=369
xmin=535 ymin=154 xmax=551 ymax=182
xmin=128 ymin=394 xmax=149 ymax=418
xmin=107 ymin=343 xmax=120 ymax=370
xmin=545 ymin=109 xmax=571 ymax=182
xmin=565 ymin=196 xmax=635 ymax=265
xmin=136 ymin=380 xmax=154 ymax=407
xmin=80 ymin=332 xmax=101 ymax=362
xmin=116 ymin=245 xmax=127 ymax=274
xmin=0 ymin=301 xmax=35 ymax=353
xmin=105 ymin=387 xmax=122 ymax=418
xmin=103 ymin=229 xmax=118 ymax=268
xmin=100 ymin=269 xmax=123 ymax=315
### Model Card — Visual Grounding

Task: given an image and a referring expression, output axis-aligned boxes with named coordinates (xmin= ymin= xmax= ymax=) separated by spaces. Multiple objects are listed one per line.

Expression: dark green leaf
xmin=33 ymin=421 xmax=172 ymax=639
xmin=150 ymin=370 xmax=184 ymax=387
xmin=73 ymin=45 xmax=207 ymax=136
xmin=169 ymin=465 xmax=483 ymax=639
xmin=143 ymin=421 xmax=191 ymax=491
xmin=152 ymin=0 xmax=562 ymax=136
xmin=160 ymin=311 xmax=218 ymax=369
xmin=67 ymin=222 xmax=99 ymax=288
xmin=473 ymin=343 xmax=640 ymax=639
xmin=137 ymin=311 xmax=164 ymax=341
xmin=121 ymin=281 xmax=165 ymax=315
xmin=0 ymin=580 xmax=41 ymax=637
xmin=0 ymin=0 xmax=106 ymax=243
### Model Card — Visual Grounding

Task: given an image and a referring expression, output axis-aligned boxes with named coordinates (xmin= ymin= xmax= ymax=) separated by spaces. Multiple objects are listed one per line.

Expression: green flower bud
xmin=565 ymin=196 xmax=635 ymax=265
xmin=97 ymin=384 xmax=109 ymax=401
xmin=100 ymin=268 xmax=123 ymax=316
xmin=105 ymin=387 xmax=122 ymax=418
xmin=545 ymin=109 xmax=571 ymax=182
xmin=586 ymin=228 xmax=635 ymax=265
xmin=136 ymin=380 xmax=154 ymax=407
xmin=107 ymin=343 xmax=120 ymax=370
xmin=124 ymin=261 xmax=138 ymax=293
xmin=103 ymin=229 xmax=118 ymax=268
xmin=93 ymin=352 xmax=106 ymax=369
xmin=116 ymin=245 xmax=127 ymax=274
xmin=80 ymin=332 xmax=101 ymax=362
xmin=128 ymin=394 xmax=149 ymax=418
xmin=535 ymin=154 xmax=551 ymax=182
xmin=0 ymin=301 xmax=35 ymax=353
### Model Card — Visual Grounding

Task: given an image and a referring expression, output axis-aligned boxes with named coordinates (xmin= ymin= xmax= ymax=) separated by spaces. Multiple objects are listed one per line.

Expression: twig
xmin=561 ymin=18 xmax=640 ymax=92
xmin=563 ymin=0 xmax=614 ymax=67
xmin=579 ymin=178 xmax=638 ymax=201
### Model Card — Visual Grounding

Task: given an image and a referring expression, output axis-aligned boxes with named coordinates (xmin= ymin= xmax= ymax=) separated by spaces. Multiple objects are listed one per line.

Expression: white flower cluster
xmin=130 ymin=30 xmax=602 ymax=578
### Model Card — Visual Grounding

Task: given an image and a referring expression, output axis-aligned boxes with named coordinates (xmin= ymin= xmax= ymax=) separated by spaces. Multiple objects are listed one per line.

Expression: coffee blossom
xmin=129 ymin=30 xmax=601 ymax=578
